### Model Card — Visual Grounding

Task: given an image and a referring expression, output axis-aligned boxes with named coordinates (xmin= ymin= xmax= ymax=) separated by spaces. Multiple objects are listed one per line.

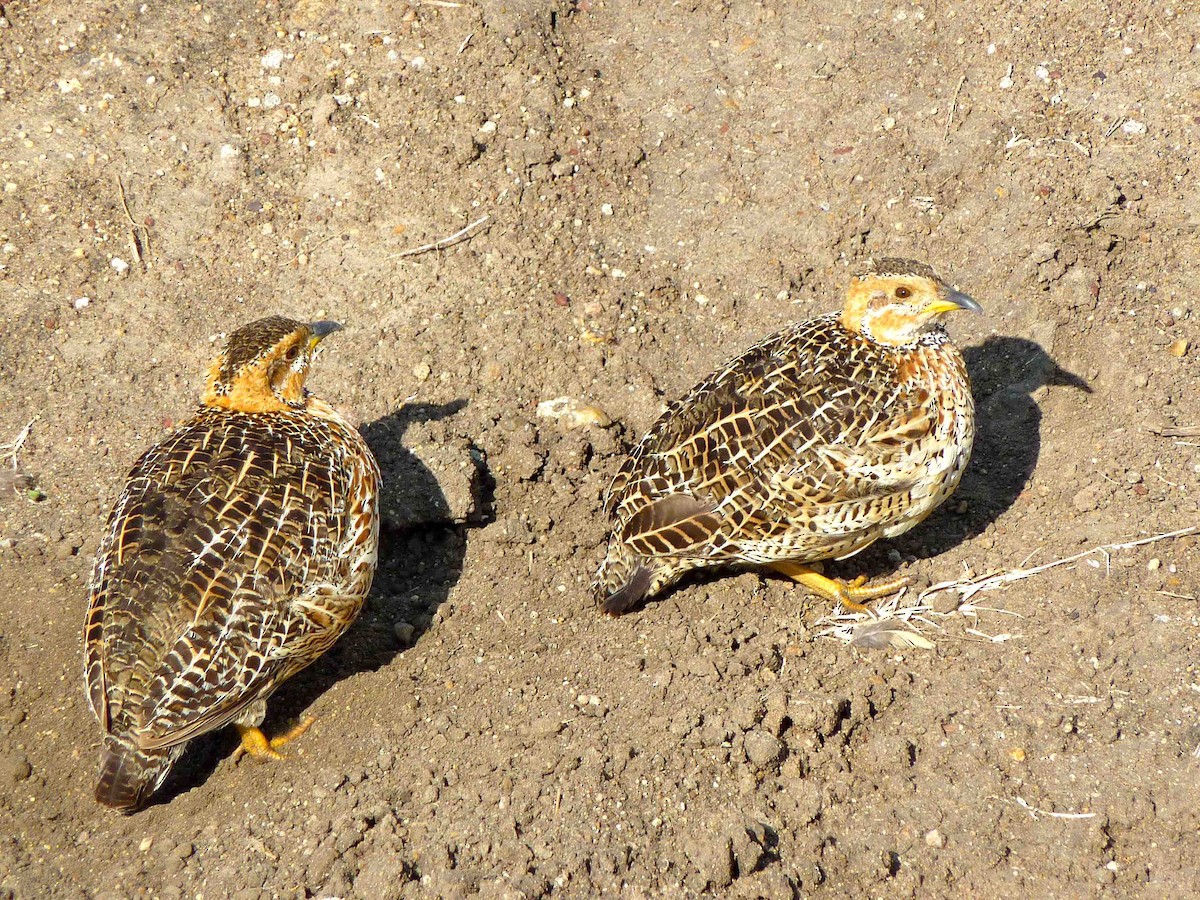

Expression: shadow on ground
xmin=150 ymin=400 xmax=474 ymax=807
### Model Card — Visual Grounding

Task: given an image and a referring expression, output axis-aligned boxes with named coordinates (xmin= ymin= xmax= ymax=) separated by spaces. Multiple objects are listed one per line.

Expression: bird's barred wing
xmin=85 ymin=418 xmax=351 ymax=750
xmin=605 ymin=320 xmax=932 ymax=558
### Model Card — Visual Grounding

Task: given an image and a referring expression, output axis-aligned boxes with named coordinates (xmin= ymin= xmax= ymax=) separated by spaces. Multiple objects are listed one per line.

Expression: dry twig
xmin=391 ymin=214 xmax=491 ymax=259
xmin=1148 ymin=423 xmax=1200 ymax=437
xmin=116 ymin=175 xmax=150 ymax=267
xmin=921 ymin=526 xmax=1200 ymax=604
xmin=944 ymin=75 xmax=966 ymax=141
xmin=1014 ymin=796 xmax=1096 ymax=821
xmin=1 ymin=418 xmax=35 ymax=471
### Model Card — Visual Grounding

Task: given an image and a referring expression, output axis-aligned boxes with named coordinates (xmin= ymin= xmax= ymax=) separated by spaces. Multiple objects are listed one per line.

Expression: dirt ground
xmin=2 ymin=0 xmax=1199 ymax=896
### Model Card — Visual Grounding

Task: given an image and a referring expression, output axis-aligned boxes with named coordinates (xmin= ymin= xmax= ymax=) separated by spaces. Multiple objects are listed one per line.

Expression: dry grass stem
xmin=1014 ymin=796 xmax=1096 ymax=821
xmin=920 ymin=526 xmax=1199 ymax=604
xmin=392 ymin=214 xmax=491 ymax=259
xmin=816 ymin=591 xmax=938 ymax=649
xmin=1 ymin=418 xmax=35 ymax=470
xmin=1149 ymin=423 xmax=1200 ymax=437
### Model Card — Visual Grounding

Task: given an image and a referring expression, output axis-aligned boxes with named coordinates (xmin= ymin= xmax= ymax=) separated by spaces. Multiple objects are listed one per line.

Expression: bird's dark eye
xmin=894 ymin=286 xmax=912 ymax=299
xmin=284 ymin=344 xmax=301 ymax=362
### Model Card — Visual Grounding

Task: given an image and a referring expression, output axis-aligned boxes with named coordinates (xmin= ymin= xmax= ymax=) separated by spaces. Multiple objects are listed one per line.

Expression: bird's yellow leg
xmin=770 ymin=561 xmax=911 ymax=613
xmin=233 ymin=716 xmax=316 ymax=762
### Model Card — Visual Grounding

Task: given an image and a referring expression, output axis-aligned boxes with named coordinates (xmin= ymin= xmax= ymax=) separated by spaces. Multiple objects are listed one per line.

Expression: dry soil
xmin=2 ymin=1 xmax=1199 ymax=897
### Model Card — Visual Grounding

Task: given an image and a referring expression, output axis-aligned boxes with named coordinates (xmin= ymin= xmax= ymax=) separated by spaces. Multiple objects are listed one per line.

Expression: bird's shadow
xmin=849 ymin=334 xmax=1091 ymax=576
xmin=151 ymin=400 xmax=474 ymax=808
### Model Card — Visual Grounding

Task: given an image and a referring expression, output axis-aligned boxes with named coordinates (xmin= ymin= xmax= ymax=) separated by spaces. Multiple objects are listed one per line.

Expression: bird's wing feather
xmin=607 ymin=318 xmax=936 ymax=557
xmin=86 ymin=415 xmax=351 ymax=750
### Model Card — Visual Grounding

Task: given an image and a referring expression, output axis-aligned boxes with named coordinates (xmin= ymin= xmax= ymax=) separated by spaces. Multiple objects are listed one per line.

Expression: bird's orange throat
xmin=201 ymin=357 xmax=309 ymax=413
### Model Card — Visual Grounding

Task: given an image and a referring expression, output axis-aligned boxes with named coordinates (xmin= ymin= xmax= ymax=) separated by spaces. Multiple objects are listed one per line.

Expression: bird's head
xmin=201 ymin=316 xmax=343 ymax=412
xmin=841 ymin=258 xmax=981 ymax=347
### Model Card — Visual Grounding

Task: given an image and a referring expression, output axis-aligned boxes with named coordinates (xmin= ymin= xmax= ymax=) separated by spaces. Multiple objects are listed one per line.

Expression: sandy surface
xmin=2 ymin=0 xmax=1199 ymax=896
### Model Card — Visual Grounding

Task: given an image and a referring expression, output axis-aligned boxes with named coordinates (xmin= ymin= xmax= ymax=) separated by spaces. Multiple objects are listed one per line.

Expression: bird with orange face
xmin=84 ymin=316 xmax=380 ymax=811
xmin=596 ymin=259 xmax=981 ymax=616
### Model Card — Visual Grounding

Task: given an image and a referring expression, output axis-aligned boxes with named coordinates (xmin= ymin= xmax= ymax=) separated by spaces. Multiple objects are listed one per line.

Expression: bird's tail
xmin=594 ymin=543 xmax=654 ymax=616
xmin=95 ymin=734 xmax=173 ymax=812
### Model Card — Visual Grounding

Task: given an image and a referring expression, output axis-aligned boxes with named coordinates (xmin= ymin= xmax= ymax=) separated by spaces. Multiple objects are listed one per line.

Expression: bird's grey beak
xmin=309 ymin=320 xmax=344 ymax=341
xmin=926 ymin=289 xmax=983 ymax=316
xmin=946 ymin=289 xmax=982 ymax=314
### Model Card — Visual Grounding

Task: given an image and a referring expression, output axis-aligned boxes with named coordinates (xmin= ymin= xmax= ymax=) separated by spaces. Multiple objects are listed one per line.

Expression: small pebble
xmin=536 ymin=396 xmax=612 ymax=429
xmin=139 ymin=837 xmax=153 ymax=852
xmin=262 ymin=93 xmax=281 ymax=110
xmin=1168 ymin=338 xmax=1189 ymax=357
xmin=0 ymin=751 xmax=32 ymax=783
xmin=393 ymin=621 xmax=415 ymax=645
xmin=924 ymin=829 xmax=946 ymax=849
xmin=600 ymin=203 xmax=614 ymax=216
xmin=74 ymin=296 xmax=90 ymax=310
xmin=1008 ymin=747 xmax=1026 ymax=762
xmin=1125 ymin=471 xmax=1143 ymax=484
xmin=261 ymin=49 xmax=285 ymax=69
xmin=743 ymin=730 xmax=785 ymax=768
xmin=1121 ymin=119 xmax=1147 ymax=135
xmin=1147 ymin=558 xmax=1161 ymax=572
xmin=413 ymin=363 xmax=432 ymax=382
xmin=110 ymin=257 xmax=129 ymax=275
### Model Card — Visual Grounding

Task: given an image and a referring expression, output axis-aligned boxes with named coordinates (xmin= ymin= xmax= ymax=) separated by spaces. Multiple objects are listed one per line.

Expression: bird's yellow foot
xmin=233 ymin=716 xmax=316 ymax=763
xmin=770 ymin=561 xmax=911 ymax=613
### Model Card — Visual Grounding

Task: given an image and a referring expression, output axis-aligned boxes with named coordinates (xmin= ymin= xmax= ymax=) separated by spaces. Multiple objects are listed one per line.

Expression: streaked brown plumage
xmin=84 ymin=316 xmax=380 ymax=811
xmin=596 ymin=259 xmax=981 ymax=616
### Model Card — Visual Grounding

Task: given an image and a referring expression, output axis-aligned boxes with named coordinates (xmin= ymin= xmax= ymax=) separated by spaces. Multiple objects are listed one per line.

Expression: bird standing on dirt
xmin=596 ymin=259 xmax=981 ymax=616
xmin=84 ymin=316 xmax=381 ymax=811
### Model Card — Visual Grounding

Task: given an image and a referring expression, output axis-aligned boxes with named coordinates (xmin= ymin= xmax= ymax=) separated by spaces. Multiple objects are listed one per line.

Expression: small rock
xmin=1147 ymin=558 xmax=1161 ymax=572
xmin=1125 ymin=471 xmax=1143 ymax=484
xmin=924 ymin=828 xmax=945 ymax=849
xmin=536 ymin=396 xmax=612 ymax=429
xmin=353 ymin=850 xmax=410 ymax=900
xmin=0 ymin=751 xmax=32 ymax=783
xmin=261 ymin=49 xmax=285 ymax=69
xmin=1168 ymin=338 xmax=1190 ymax=358
xmin=110 ymin=257 xmax=129 ymax=275
xmin=393 ymin=621 xmax=415 ymax=645
xmin=412 ymin=363 xmax=432 ymax=382
xmin=684 ymin=834 xmax=734 ymax=890
xmin=744 ymin=730 xmax=785 ymax=768
xmin=1072 ymin=485 xmax=1102 ymax=513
